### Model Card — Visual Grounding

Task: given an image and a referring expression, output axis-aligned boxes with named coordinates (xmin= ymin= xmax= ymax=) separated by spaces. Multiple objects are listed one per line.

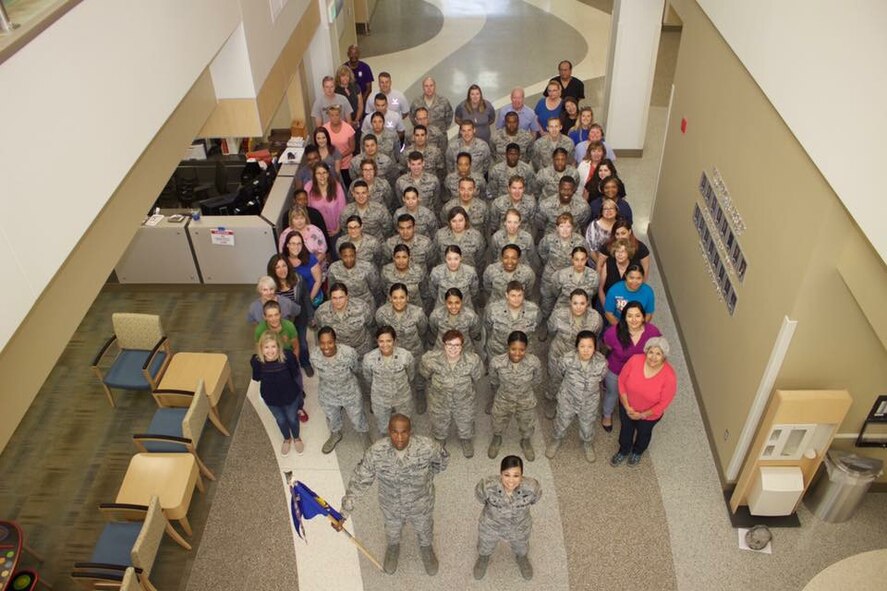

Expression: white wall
xmin=242 ymin=0 xmax=312 ymax=90
xmin=210 ymin=23 xmax=257 ymax=98
xmin=0 ymin=0 xmax=242 ymax=354
xmin=697 ymin=0 xmax=887 ymax=264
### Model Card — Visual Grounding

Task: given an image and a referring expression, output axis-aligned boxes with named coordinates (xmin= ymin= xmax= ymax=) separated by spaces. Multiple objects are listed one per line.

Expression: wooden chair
xmin=133 ymin=380 xmax=215 ymax=480
xmin=70 ymin=497 xmax=182 ymax=591
xmin=92 ymin=314 xmax=172 ymax=407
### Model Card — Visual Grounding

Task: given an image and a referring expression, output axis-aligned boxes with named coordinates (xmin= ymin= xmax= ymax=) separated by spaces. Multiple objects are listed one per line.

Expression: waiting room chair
xmin=92 ymin=314 xmax=171 ymax=407
xmin=70 ymin=497 xmax=180 ymax=591
xmin=70 ymin=566 xmax=140 ymax=591
xmin=133 ymin=380 xmax=216 ymax=480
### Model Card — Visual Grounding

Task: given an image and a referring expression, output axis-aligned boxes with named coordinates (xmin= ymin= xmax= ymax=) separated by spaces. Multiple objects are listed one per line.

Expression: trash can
xmin=804 ymin=450 xmax=883 ymax=523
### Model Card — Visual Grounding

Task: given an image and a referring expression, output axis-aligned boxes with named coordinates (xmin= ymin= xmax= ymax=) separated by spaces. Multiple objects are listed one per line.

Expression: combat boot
xmin=383 ymin=544 xmax=400 ymax=574
xmin=520 ymin=438 xmax=535 ymax=462
xmin=321 ymin=431 xmax=342 ymax=454
xmin=545 ymin=437 xmax=561 ymax=459
xmin=487 ymin=435 xmax=502 ymax=459
xmin=419 ymin=545 xmax=439 ymax=575
xmin=473 ymin=554 xmax=490 ymax=580
xmin=583 ymin=441 xmax=596 ymax=463
xmin=460 ymin=438 xmax=475 ymax=458
xmin=516 ymin=554 xmax=533 ymax=580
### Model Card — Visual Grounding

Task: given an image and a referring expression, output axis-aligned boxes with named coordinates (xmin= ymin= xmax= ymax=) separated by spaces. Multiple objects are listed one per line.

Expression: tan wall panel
xmin=199 ymin=98 xmax=262 ymax=138
xmin=257 ymin=0 xmax=321 ymax=131
xmin=0 ymin=71 xmax=217 ymax=453
xmin=652 ymin=0 xmax=856 ymax=479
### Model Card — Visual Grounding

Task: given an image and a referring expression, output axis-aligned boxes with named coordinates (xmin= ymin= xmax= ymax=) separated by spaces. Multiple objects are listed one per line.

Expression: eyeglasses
xmin=444 ymin=342 xmax=463 ymax=349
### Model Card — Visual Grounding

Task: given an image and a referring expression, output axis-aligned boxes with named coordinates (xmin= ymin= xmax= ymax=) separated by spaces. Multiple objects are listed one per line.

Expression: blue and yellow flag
xmin=290 ymin=480 xmax=343 ymax=541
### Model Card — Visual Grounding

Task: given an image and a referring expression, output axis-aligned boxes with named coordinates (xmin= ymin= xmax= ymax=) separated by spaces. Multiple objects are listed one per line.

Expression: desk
xmin=156 ymin=352 xmax=235 ymax=436
xmin=116 ymin=454 xmax=203 ymax=537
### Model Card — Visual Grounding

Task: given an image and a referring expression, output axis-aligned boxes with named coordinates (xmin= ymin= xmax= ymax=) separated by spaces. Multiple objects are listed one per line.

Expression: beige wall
xmin=653 ymin=0 xmax=887 ymax=483
xmin=0 ymin=71 xmax=217 ymax=453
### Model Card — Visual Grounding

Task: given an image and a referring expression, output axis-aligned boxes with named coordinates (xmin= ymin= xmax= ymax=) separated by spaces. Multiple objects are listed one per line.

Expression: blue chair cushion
xmin=90 ymin=522 xmax=141 ymax=567
xmin=104 ymin=350 xmax=167 ymax=390
xmin=141 ymin=408 xmax=187 ymax=453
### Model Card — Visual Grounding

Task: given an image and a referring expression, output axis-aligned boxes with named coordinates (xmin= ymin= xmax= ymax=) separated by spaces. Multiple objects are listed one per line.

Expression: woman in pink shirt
xmin=323 ymin=104 xmax=355 ymax=185
xmin=610 ymin=337 xmax=676 ymax=467
xmin=305 ymin=162 xmax=346 ymax=237
xmin=278 ymin=206 xmax=328 ymax=264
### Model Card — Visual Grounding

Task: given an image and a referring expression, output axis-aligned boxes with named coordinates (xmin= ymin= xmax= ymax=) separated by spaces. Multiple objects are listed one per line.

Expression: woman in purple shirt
xmin=600 ymin=301 xmax=661 ymax=431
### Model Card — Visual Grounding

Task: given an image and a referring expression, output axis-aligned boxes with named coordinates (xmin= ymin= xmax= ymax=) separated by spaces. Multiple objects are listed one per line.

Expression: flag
xmin=290 ymin=480 xmax=344 ymax=541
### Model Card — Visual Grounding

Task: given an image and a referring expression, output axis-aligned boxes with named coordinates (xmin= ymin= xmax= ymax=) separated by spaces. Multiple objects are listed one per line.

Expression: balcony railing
xmin=0 ymin=0 xmax=83 ymax=65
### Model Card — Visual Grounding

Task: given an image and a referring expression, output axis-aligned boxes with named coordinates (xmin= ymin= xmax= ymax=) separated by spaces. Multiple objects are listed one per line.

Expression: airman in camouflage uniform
xmin=488 ymin=180 xmax=538 ymax=237
xmin=434 ymin=224 xmax=486 ymax=272
xmin=315 ymin=284 xmax=375 ymax=357
xmin=411 ymin=107 xmax=448 ymax=158
xmin=350 ymin=136 xmax=399 ymax=187
xmin=395 ymin=152 xmax=443 ymax=212
xmin=336 ymin=220 xmax=382 ymax=267
xmin=341 ymin=181 xmax=393 ymax=239
xmin=488 ymin=337 xmax=543 ymax=460
xmin=410 ymin=77 xmax=453 ymax=135
xmin=340 ymin=414 xmax=448 ymax=575
xmin=327 ymin=243 xmax=382 ymax=309
xmin=310 ymin=329 xmax=369 ymax=453
xmin=384 ymin=214 xmax=437 ymax=271
xmin=538 ymin=214 xmax=589 ymax=319
xmin=405 ymin=124 xmax=446 ymax=181
xmin=546 ymin=332 xmax=608 ymax=463
xmin=352 ymin=160 xmax=395 ymax=211
xmin=376 ymin=289 xmax=429 ymax=413
xmin=548 ymin=248 xmax=599 ymax=313
xmin=446 ymin=121 xmax=492 ymax=175
xmin=428 ymin=289 xmax=483 ymax=353
xmin=535 ymin=178 xmax=591 ymax=236
xmin=484 ymin=283 xmax=540 ymax=358
xmin=535 ymin=148 xmax=580 ymax=197
xmin=488 ymin=144 xmax=537 ymax=199
xmin=530 ymin=118 xmax=575 ymax=171
xmin=546 ymin=291 xmax=603 ymax=411
xmin=444 ymin=152 xmax=487 ymax=200
xmin=489 ymin=225 xmax=541 ymax=273
xmin=441 ymin=179 xmax=490 ymax=235
xmin=483 ymin=245 xmax=537 ymax=303
xmin=382 ymin=245 xmax=430 ymax=309
xmin=419 ymin=330 xmax=484 ymax=457
xmin=394 ymin=202 xmax=439 ymax=239
xmin=429 ymin=258 xmax=479 ymax=311
xmin=362 ymin=330 xmax=416 ymax=433
xmin=492 ymin=112 xmax=535 ymax=164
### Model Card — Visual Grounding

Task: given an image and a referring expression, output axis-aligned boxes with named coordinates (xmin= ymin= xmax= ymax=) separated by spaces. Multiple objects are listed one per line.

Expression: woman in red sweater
xmin=610 ymin=337 xmax=676 ymax=467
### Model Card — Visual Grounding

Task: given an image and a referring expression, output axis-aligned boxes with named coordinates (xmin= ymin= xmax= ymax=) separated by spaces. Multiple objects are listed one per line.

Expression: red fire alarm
xmin=680 ymin=118 xmax=687 ymax=134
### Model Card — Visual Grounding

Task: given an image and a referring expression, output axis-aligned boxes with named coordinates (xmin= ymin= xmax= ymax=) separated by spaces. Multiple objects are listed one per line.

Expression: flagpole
xmin=328 ymin=516 xmax=385 ymax=572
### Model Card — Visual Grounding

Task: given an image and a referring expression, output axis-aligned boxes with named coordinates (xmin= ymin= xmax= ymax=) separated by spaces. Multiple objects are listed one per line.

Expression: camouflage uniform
xmin=336 ymin=233 xmax=382 ymax=267
xmin=375 ymin=304 xmax=428 ymax=362
xmin=410 ymin=95 xmax=454 ymax=136
xmin=488 ymin=229 xmax=541 ymax=272
xmin=551 ymin=351 xmax=608 ymax=442
xmin=440 ymin=198 xmax=489 ymax=236
xmin=381 ymin=262 xmax=430 ymax=309
xmin=446 ymin=138 xmax=492 ymax=175
xmin=350 ymin=152 xmax=398 ymax=189
xmin=394 ymin=205 xmax=439 ymax=239
xmin=549 ymin=266 xmax=600 ymax=312
xmin=342 ymin=435 xmax=449 ymax=546
xmin=351 ymin=177 xmax=395 ymax=211
xmin=404 ymin=142 xmax=446 ymax=181
xmin=444 ymin=172 xmax=487 ymax=202
xmin=327 ymin=260 xmax=382 ymax=309
xmin=395 ymin=172 xmax=443 ymax=212
xmin=488 ymin=193 xmax=538 ymax=237
xmin=484 ymin=300 xmax=541 ymax=358
xmin=309 ymin=344 xmax=368 ymax=434
xmin=375 ymin=128 xmax=403 ymax=166
xmin=429 ymin=263 xmax=480 ymax=311
xmin=384 ymin=234 xmax=436 ymax=271
xmin=538 ymin=233 xmax=589 ymax=316
xmin=482 ymin=263 xmax=537 ymax=303
xmin=530 ymin=135 xmax=575 ymax=171
xmin=475 ymin=475 xmax=541 ymax=558
xmin=315 ymin=299 xmax=376 ymax=357
xmin=487 ymin=160 xmax=538 ymax=200
xmin=339 ymin=202 xmax=393 ymax=240
xmin=488 ymin=353 xmax=543 ymax=440
xmin=535 ymin=165 xmax=580 ymax=198
xmin=535 ymin=195 xmax=591 ymax=236
xmin=362 ymin=347 xmax=416 ymax=433
xmin=433 ymin=227 xmax=486 ymax=271
xmin=491 ymin=128 xmax=535 ymax=164
xmin=427 ymin=306 xmax=483 ymax=353
xmin=546 ymin=308 xmax=603 ymax=399
xmin=419 ymin=350 xmax=484 ymax=440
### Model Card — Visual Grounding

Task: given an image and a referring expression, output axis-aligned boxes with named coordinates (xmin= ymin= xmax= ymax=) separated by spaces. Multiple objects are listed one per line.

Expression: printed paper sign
xmin=211 ymin=228 xmax=235 ymax=246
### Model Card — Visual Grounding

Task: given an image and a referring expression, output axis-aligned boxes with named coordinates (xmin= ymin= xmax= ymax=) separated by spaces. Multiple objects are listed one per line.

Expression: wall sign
xmin=694 ymin=203 xmax=737 ymax=315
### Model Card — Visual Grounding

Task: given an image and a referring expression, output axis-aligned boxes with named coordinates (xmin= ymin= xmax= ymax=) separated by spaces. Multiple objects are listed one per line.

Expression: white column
xmin=305 ymin=0 xmax=338 ymax=109
xmin=601 ymin=0 xmax=664 ymax=153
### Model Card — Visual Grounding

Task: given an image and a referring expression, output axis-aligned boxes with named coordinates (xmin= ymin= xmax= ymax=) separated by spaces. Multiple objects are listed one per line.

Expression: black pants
xmin=618 ymin=403 xmax=660 ymax=455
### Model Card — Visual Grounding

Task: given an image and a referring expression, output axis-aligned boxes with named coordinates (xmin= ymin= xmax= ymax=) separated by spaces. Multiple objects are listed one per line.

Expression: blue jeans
xmin=603 ymin=369 xmax=620 ymax=419
xmin=267 ymin=398 xmax=302 ymax=440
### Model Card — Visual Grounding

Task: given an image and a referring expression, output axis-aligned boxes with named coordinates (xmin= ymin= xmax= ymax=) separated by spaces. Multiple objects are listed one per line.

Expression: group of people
xmin=249 ymin=49 xmax=677 ymax=580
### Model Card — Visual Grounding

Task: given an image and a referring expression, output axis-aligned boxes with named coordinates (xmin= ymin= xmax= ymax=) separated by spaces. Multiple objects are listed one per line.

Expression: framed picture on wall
xmin=737 ymin=256 xmax=748 ymax=282
xmin=726 ymin=229 xmax=735 ymax=251
xmin=699 ymin=172 xmax=709 ymax=194
xmin=731 ymin=241 xmax=742 ymax=268
xmin=694 ymin=204 xmax=703 ymax=231
xmin=726 ymin=285 xmax=737 ymax=315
